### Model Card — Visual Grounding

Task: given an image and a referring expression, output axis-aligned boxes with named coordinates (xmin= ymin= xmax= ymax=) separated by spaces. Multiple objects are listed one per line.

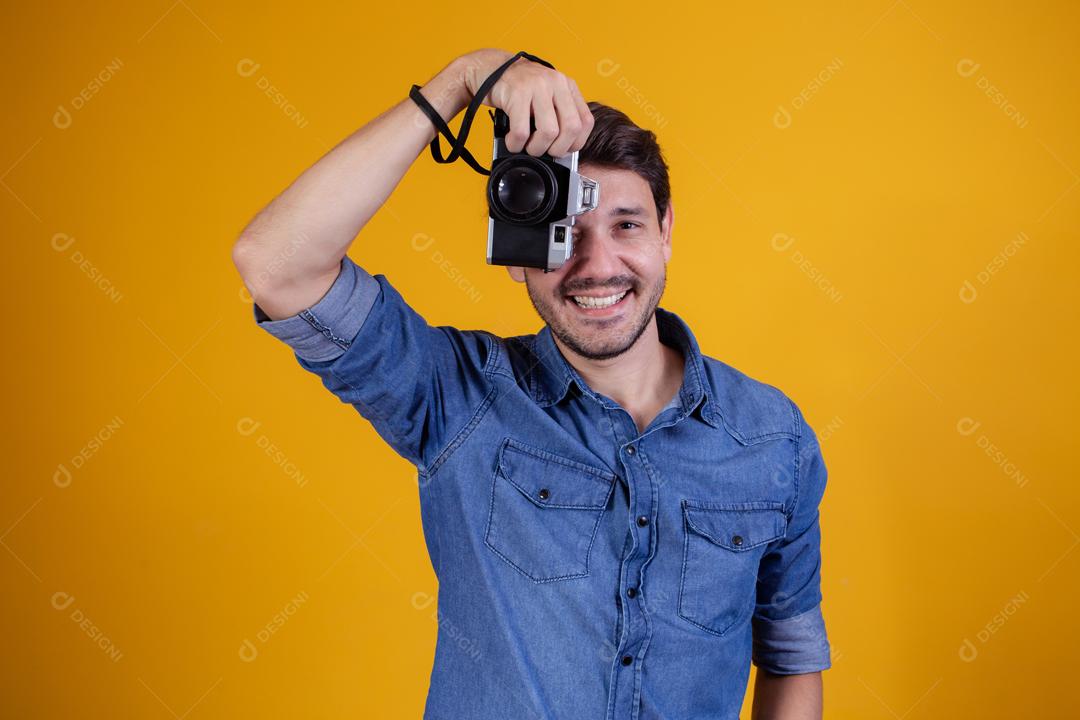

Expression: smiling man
xmin=512 ymin=154 xmax=681 ymax=436
xmin=233 ymin=48 xmax=832 ymax=720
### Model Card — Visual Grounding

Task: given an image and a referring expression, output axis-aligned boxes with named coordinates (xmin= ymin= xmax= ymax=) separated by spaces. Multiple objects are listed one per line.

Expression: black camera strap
xmin=409 ymin=51 xmax=555 ymax=176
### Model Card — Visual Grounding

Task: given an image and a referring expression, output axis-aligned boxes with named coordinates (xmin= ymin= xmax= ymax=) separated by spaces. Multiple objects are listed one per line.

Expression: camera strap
xmin=409 ymin=51 xmax=555 ymax=176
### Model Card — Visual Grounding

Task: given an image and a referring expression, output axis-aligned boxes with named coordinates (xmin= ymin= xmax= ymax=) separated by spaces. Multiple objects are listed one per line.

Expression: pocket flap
xmin=682 ymin=501 xmax=787 ymax=551
xmin=498 ymin=439 xmax=617 ymax=510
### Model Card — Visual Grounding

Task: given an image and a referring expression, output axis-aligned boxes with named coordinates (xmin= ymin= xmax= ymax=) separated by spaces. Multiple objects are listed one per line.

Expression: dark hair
xmin=579 ymin=101 xmax=670 ymax=230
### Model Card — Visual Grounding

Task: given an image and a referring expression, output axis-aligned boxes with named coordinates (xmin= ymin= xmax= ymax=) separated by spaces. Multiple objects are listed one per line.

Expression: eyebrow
xmin=609 ymin=205 xmax=647 ymax=218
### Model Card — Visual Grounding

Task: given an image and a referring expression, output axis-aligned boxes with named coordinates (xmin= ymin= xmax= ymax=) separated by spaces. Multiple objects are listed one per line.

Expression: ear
xmin=661 ymin=201 xmax=674 ymax=263
xmin=505 ymin=265 xmax=526 ymax=283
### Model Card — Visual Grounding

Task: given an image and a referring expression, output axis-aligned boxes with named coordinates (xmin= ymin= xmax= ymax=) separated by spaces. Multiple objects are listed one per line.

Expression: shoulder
xmin=427 ymin=323 xmax=503 ymax=379
xmin=700 ymin=354 xmax=802 ymax=445
xmin=483 ymin=330 xmax=542 ymax=379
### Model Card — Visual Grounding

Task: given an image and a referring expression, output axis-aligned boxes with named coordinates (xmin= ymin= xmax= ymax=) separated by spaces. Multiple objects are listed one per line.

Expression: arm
xmin=230 ymin=53 xmax=472 ymax=320
xmin=231 ymin=48 xmax=593 ymax=320
xmin=751 ymin=669 xmax=822 ymax=720
xmin=231 ymin=50 xmax=593 ymax=471
xmin=750 ymin=402 xmax=832 ymax=714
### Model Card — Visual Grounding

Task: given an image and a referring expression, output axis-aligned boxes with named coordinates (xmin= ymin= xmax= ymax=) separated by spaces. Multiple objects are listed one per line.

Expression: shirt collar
xmin=530 ymin=306 xmax=721 ymax=428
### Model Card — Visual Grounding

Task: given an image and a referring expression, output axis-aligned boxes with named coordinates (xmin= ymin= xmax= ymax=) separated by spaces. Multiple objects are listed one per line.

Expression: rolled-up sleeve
xmin=249 ymin=254 xmax=494 ymax=473
xmin=252 ymin=255 xmax=380 ymax=362
xmin=751 ymin=401 xmax=832 ymax=674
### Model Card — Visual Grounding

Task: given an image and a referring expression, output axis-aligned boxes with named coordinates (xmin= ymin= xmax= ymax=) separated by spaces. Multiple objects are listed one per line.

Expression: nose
xmin=568 ymin=229 xmax=623 ymax=285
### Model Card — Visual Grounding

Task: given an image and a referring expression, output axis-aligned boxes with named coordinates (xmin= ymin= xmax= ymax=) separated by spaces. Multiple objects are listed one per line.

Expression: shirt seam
xmin=422 ymin=330 xmax=501 ymax=479
xmin=788 ymin=399 xmax=805 ymax=526
xmin=298 ymin=308 xmax=353 ymax=352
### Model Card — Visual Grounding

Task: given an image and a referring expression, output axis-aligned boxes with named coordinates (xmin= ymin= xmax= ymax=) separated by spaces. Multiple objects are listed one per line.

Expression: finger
xmin=524 ymin=90 xmax=559 ymax=157
xmin=504 ymin=93 xmax=530 ymax=153
xmin=566 ymin=78 xmax=594 ymax=154
xmin=547 ymin=79 xmax=583 ymax=158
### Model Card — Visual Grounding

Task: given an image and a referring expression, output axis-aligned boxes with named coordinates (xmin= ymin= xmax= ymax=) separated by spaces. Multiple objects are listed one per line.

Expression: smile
xmin=571 ymin=290 xmax=628 ymax=308
xmin=565 ymin=288 xmax=633 ymax=315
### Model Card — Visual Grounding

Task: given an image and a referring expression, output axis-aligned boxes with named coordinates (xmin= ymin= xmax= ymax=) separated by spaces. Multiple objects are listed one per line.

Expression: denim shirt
xmin=252 ymin=256 xmax=832 ymax=720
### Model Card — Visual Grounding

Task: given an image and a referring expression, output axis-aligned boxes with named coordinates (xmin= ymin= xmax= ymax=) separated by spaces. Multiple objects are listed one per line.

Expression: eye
xmin=618 ymin=222 xmax=640 ymax=230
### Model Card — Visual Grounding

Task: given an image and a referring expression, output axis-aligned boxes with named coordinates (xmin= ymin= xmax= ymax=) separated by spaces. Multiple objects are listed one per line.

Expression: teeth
xmin=572 ymin=290 xmax=628 ymax=309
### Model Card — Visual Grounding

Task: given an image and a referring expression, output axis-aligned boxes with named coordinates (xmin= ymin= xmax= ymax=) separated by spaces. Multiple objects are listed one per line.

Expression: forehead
xmin=576 ymin=163 xmax=654 ymax=222
xmin=579 ymin=163 xmax=652 ymax=198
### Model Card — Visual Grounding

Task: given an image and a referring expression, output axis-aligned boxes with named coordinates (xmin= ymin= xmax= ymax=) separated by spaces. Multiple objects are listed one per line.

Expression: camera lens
xmin=487 ymin=156 xmax=559 ymax=225
xmin=497 ymin=167 xmax=546 ymax=216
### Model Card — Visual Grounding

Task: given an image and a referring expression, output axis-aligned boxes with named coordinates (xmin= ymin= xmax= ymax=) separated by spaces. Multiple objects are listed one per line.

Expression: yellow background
xmin=3 ymin=1 xmax=1078 ymax=717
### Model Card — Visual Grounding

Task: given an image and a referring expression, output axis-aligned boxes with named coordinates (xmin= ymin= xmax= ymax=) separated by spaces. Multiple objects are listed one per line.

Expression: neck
xmin=553 ymin=314 xmax=685 ymax=420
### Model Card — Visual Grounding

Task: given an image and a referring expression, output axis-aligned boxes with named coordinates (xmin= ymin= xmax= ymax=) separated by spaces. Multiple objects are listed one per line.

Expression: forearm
xmin=232 ymin=55 xmax=473 ymax=320
xmin=751 ymin=670 xmax=822 ymax=720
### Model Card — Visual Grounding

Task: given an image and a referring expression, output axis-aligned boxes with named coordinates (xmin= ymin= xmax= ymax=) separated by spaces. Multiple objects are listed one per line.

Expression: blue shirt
xmin=252 ymin=256 xmax=832 ymax=719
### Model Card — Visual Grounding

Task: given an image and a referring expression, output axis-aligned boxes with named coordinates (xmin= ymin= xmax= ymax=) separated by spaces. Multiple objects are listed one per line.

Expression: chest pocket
xmin=484 ymin=438 xmax=617 ymax=583
xmin=678 ymin=500 xmax=788 ymax=636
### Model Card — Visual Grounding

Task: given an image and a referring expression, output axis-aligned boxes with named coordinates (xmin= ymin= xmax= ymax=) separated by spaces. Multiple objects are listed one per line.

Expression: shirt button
xmin=626 ymin=587 xmax=637 ymax=598
xmin=538 ymin=488 xmax=550 ymax=501
xmin=732 ymin=534 xmax=744 ymax=547
xmin=621 ymin=655 xmax=633 ymax=666
xmin=636 ymin=515 xmax=649 ymax=527
xmin=626 ymin=445 xmax=636 ymax=455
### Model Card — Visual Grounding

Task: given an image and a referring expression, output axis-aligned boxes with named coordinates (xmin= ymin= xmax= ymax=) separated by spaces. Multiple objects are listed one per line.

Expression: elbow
xmin=231 ymin=234 xmax=273 ymax=308
xmin=231 ymin=233 xmax=257 ymax=275
xmin=231 ymin=234 xmax=268 ymax=290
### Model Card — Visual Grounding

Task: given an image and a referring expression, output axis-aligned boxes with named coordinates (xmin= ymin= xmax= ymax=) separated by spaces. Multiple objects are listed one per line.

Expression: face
xmin=506 ymin=163 xmax=674 ymax=361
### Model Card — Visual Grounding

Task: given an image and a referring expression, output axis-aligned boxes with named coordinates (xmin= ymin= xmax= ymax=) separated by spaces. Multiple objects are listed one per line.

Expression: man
xmin=233 ymin=48 xmax=831 ymax=720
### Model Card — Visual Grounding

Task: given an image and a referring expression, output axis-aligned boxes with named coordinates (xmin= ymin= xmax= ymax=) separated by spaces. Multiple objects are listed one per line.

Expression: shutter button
xmin=538 ymin=488 xmax=550 ymax=501
xmin=732 ymin=534 xmax=744 ymax=547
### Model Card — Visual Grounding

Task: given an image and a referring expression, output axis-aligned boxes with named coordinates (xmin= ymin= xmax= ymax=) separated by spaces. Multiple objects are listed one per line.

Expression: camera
xmin=485 ymin=108 xmax=599 ymax=272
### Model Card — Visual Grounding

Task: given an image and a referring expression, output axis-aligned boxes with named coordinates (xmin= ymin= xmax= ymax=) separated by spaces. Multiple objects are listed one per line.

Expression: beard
xmin=524 ymin=267 xmax=666 ymax=361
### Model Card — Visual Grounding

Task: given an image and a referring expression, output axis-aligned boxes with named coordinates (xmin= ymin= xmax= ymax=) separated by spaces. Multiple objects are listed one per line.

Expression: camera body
xmin=486 ymin=109 xmax=599 ymax=272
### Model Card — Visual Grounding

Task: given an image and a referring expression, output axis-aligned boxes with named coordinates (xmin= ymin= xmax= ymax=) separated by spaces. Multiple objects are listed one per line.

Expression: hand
xmin=457 ymin=48 xmax=594 ymax=158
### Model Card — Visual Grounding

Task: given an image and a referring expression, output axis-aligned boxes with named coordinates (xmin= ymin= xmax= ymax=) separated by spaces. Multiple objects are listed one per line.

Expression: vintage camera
xmin=486 ymin=108 xmax=599 ymax=272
